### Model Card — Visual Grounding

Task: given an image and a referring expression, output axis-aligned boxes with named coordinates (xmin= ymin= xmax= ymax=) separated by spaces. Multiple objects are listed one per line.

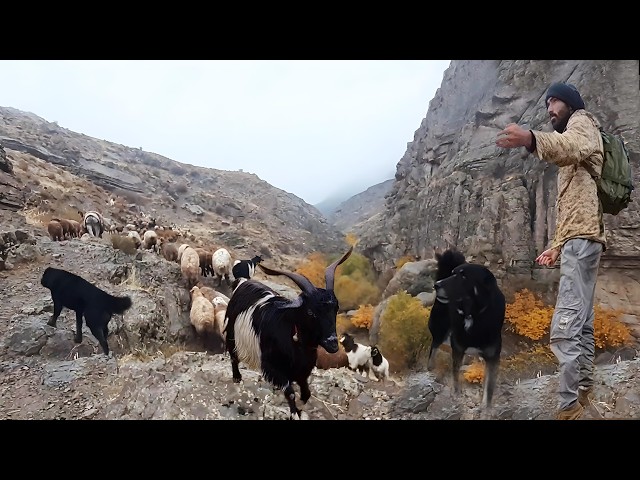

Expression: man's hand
xmin=535 ymin=247 xmax=560 ymax=267
xmin=496 ymin=123 xmax=533 ymax=149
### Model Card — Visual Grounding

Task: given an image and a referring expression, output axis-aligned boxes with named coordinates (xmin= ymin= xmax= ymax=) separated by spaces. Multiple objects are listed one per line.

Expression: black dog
xmin=427 ymin=249 xmax=467 ymax=370
xmin=429 ymin=254 xmax=506 ymax=408
xmin=40 ymin=267 xmax=132 ymax=356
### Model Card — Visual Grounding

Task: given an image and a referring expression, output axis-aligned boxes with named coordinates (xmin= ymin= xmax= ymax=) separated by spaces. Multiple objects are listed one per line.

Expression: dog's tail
xmin=106 ymin=293 xmax=133 ymax=314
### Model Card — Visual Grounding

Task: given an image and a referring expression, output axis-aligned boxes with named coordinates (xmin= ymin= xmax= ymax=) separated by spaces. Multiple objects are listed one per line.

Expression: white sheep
xmin=142 ymin=229 xmax=159 ymax=252
xmin=211 ymin=296 xmax=228 ymax=348
xmin=211 ymin=247 xmax=233 ymax=288
xmin=196 ymin=285 xmax=230 ymax=305
xmin=177 ymin=243 xmax=191 ymax=262
xmin=127 ymin=230 xmax=142 ymax=249
xmin=189 ymin=285 xmax=217 ymax=336
xmin=181 ymin=246 xmax=201 ymax=289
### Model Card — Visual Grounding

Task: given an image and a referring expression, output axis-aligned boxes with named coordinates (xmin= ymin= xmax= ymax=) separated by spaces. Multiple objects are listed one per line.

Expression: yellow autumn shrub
xmin=295 ymin=252 xmax=327 ymax=288
xmin=395 ymin=255 xmax=415 ymax=270
xmin=505 ymin=289 xmax=632 ymax=351
xmin=593 ymin=305 xmax=632 ymax=349
xmin=505 ymin=289 xmax=553 ymax=340
xmin=351 ymin=304 xmax=375 ymax=330
xmin=463 ymin=359 xmax=485 ymax=384
xmin=334 ymin=272 xmax=380 ymax=311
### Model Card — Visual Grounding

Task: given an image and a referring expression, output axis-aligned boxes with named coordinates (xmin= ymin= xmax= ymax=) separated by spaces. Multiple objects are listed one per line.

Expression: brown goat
xmin=194 ymin=248 xmax=213 ymax=277
xmin=316 ymin=345 xmax=349 ymax=370
xmin=47 ymin=220 xmax=64 ymax=241
xmin=156 ymin=229 xmax=180 ymax=243
xmin=158 ymin=238 xmax=179 ymax=262
xmin=52 ymin=218 xmax=72 ymax=239
xmin=67 ymin=219 xmax=82 ymax=238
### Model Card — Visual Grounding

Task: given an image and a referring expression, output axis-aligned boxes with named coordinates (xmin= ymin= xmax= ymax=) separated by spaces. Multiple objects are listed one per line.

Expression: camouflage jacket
xmin=531 ymin=109 xmax=607 ymax=251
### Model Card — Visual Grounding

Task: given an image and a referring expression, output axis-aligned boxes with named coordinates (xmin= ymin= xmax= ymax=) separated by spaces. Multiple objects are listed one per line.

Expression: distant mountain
xmin=326 ymin=179 xmax=394 ymax=234
xmin=314 ymin=193 xmax=349 ymax=217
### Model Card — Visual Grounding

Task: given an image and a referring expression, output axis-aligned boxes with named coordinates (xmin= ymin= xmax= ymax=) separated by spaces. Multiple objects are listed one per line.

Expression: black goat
xmin=427 ymin=249 xmax=467 ymax=370
xmin=224 ymin=245 xmax=353 ymax=419
xmin=432 ymin=259 xmax=506 ymax=408
xmin=232 ymin=255 xmax=263 ymax=281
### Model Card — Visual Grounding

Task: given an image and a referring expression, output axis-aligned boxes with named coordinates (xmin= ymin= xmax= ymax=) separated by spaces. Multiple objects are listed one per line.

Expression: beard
xmin=550 ymin=110 xmax=571 ymax=133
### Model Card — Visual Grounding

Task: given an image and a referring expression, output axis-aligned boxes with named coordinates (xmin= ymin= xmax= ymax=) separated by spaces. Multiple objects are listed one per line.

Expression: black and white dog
xmin=429 ymin=252 xmax=506 ymax=408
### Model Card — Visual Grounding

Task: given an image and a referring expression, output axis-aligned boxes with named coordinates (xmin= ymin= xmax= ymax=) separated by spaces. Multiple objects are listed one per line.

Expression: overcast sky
xmin=0 ymin=60 xmax=450 ymax=205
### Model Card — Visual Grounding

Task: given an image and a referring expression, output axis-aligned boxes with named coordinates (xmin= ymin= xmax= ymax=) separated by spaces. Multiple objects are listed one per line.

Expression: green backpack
xmin=592 ymin=129 xmax=634 ymax=215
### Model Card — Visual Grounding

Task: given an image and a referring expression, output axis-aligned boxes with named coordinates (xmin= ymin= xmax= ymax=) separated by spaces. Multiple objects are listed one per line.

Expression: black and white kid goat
xmin=223 ymin=245 xmax=353 ymax=420
xmin=232 ymin=255 xmax=263 ymax=281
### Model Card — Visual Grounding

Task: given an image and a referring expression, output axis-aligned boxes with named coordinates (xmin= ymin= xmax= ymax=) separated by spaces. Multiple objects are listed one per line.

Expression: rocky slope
xmin=1 ymin=219 xmax=638 ymax=420
xmin=0 ymin=106 xmax=346 ymax=269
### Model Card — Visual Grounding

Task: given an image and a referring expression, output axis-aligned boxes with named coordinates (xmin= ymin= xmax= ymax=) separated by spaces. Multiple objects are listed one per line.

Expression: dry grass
xmin=119 ymin=343 xmax=189 ymax=363
xmin=120 ymin=264 xmax=151 ymax=293
xmin=23 ymin=207 xmax=52 ymax=227
xmin=23 ymin=203 xmax=83 ymax=228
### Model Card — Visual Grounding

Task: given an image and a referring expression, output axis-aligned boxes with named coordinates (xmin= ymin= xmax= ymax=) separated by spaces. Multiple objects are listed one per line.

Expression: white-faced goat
xmin=232 ymin=255 xmax=263 ymax=281
xmin=224 ymin=245 xmax=353 ymax=420
xmin=339 ymin=332 xmax=371 ymax=378
xmin=82 ymin=211 xmax=104 ymax=238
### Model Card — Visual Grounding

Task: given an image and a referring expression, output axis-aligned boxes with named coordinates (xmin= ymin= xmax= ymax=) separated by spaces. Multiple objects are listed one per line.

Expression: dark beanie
xmin=545 ymin=82 xmax=585 ymax=110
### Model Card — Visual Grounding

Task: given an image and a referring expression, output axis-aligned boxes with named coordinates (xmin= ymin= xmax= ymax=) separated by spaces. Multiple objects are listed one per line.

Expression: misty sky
xmin=0 ymin=60 xmax=450 ymax=205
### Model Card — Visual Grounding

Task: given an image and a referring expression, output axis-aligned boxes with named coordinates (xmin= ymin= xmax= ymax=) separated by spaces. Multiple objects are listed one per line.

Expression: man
xmin=495 ymin=82 xmax=606 ymax=420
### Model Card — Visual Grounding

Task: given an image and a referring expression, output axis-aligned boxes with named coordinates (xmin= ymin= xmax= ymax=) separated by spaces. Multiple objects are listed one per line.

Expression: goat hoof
xmin=290 ymin=410 xmax=307 ymax=420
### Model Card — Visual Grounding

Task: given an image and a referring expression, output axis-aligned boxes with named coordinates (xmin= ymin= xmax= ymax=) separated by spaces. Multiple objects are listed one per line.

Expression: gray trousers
xmin=550 ymin=238 xmax=603 ymax=410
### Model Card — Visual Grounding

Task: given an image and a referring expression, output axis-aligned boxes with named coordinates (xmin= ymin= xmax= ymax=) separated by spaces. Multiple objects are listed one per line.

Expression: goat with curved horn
xmin=223 ymin=244 xmax=353 ymax=419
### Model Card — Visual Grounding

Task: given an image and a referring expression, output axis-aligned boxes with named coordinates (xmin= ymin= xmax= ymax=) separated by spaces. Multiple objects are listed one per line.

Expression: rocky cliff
xmin=357 ymin=60 xmax=640 ymax=319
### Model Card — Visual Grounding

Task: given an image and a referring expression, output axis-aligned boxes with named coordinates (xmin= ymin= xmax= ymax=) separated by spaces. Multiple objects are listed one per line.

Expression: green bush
xmin=378 ymin=291 xmax=432 ymax=371
xmin=338 ymin=252 xmax=376 ymax=283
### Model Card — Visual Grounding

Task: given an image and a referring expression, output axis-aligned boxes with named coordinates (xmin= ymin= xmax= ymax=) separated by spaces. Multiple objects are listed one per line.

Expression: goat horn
xmin=258 ymin=264 xmax=317 ymax=295
xmin=325 ymin=245 xmax=353 ymax=291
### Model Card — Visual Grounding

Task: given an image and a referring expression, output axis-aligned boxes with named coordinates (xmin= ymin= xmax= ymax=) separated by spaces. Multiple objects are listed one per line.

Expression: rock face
xmin=0 ymin=141 xmax=24 ymax=211
xmin=357 ymin=59 xmax=640 ymax=317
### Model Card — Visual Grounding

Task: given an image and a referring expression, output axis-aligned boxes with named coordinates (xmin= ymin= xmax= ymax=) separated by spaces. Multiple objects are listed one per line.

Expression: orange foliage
xmin=505 ymin=289 xmax=553 ymax=340
xmin=351 ymin=304 xmax=375 ymax=330
xmin=295 ymin=252 xmax=327 ymax=288
xmin=345 ymin=233 xmax=358 ymax=247
xmin=463 ymin=359 xmax=485 ymax=384
xmin=506 ymin=289 xmax=632 ymax=351
xmin=593 ymin=305 xmax=632 ymax=349
xmin=395 ymin=255 xmax=414 ymax=269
